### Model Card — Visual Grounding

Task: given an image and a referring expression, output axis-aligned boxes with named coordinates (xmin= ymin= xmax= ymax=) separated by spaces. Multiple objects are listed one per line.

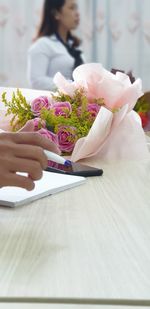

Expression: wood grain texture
xmin=0 ymin=305 xmax=150 ymax=309
xmin=0 ymin=159 xmax=150 ymax=300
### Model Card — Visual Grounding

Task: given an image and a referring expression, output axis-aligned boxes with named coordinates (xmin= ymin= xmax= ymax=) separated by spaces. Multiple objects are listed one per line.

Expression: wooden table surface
xmin=0 ymin=159 xmax=150 ymax=303
xmin=0 ymin=305 xmax=150 ymax=309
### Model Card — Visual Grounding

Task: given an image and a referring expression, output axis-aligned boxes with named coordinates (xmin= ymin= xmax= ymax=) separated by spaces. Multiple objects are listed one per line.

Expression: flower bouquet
xmin=1 ymin=63 xmax=149 ymax=162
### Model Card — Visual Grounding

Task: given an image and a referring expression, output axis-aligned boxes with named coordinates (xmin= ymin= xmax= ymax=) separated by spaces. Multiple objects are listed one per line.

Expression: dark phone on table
xmin=46 ymin=161 xmax=103 ymax=177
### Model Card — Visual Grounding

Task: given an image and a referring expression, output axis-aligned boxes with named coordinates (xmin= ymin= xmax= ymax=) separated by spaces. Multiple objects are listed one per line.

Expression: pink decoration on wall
xmin=127 ymin=12 xmax=140 ymax=33
xmin=0 ymin=4 xmax=9 ymax=27
xmin=13 ymin=15 xmax=27 ymax=37
xmin=81 ymin=21 xmax=93 ymax=41
xmin=109 ymin=21 xmax=122 ymax=41
xmin=96 ymin=10 xmax=105 ymax=33
xmin=143 ymin=22 xmax=150 ymax=44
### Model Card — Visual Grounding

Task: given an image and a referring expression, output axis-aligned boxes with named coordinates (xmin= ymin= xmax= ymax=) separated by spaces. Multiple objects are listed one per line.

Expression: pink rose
xmin=38 ymin=128 xmax=59 ymax=146
xmin=31 ymin=96 xmax=51 ymax=116
xmin=57 ymin=126 xmax=77 ymax=153
xmin=87 ymin=103 xmax=100 ymax=118
xmin=51 ymin=101 xmax=72 ymax=117
xmin=33 ymin=118 xmax=46 ymax=131
xmin=77 ymin=103 xmax=100 ymax=119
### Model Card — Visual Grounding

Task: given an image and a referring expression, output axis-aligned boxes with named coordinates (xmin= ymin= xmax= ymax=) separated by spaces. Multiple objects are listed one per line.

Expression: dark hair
xmin=35 ymin=0 xmax=80 ymax=47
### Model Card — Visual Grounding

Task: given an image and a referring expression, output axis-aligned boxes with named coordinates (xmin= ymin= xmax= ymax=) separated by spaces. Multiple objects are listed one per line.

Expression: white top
xmin=27 ymin=35 xmax=83 ymax=91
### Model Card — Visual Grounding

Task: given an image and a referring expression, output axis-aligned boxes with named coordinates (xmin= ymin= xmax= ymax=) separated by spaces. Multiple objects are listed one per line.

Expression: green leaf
xmin=1 ymin=89 xmax=34 ymax=130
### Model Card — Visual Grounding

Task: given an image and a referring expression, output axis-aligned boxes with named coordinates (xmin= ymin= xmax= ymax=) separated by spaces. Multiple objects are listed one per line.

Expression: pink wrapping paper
xmin=54 ymin=63 xmax=149 ymax=161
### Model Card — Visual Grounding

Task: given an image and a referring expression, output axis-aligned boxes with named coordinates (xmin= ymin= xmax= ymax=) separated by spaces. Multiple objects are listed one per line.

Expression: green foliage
xmin=1 ymin=89 xmax=34 ymax=131
xmin=40 ymin=106 xmax=92 ymax=139
xmin=134 ymin=95 xmax=150 ymax=113
xmin=40 ymin=88 xmax=96 ymax=140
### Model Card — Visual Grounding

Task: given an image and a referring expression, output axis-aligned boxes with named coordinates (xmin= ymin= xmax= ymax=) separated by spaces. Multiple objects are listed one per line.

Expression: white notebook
xmin=0 ymin=171 xmax=86 ymax=207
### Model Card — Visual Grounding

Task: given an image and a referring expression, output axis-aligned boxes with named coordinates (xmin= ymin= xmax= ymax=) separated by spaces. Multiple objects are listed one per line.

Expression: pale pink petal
xmin=111 ymin=104 xmax=129 ymax=129
xmin=93 ymin=112 xmax=149 ymax=161
xmin=115 ymin=71 xmax=131 ymax=86
xmin=73 ymin=64 xmax=126 ymax=109
xmin=71 ymin=107 xmax=113 ymax=161
xmin=53 ymin=72 xmax=77 ymax=97
xmin=73 ymin=63 xmax=104 ymax=82
xmin=73 ymin=64 xmax=143 ymax=111
xmin=118 ymin=78 xmax=143 ymax=112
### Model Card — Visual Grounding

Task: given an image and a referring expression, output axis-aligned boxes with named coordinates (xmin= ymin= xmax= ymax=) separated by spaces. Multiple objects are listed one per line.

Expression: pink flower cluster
xmin=29 ymin=96 xmax=89 ymax=153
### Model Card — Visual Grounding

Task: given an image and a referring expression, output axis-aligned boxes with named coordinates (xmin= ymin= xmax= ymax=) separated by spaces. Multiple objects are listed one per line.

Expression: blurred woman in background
xmin=27 ymin=0 xmax=84 ymax=90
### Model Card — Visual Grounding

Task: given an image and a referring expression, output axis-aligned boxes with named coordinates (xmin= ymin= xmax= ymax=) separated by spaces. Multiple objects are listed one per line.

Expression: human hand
xmin=0 ymin=132 xmax=60 ymax=190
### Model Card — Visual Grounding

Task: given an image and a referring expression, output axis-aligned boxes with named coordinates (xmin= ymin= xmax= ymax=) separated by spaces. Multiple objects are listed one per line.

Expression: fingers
xmin=46 ymin=140 xmax=61 ymax=154
xmin=14 ymin=144 xmax=48 ymax=170
xmin=1 ymin=173 xmax=35 ymax=191
xmin=10 ymin=157 xmax=43 ymax=181
xmin=3 ymin=132 xmax=61 ymax=154
xmin=0 ymin=131 xmax=61 ymax=190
